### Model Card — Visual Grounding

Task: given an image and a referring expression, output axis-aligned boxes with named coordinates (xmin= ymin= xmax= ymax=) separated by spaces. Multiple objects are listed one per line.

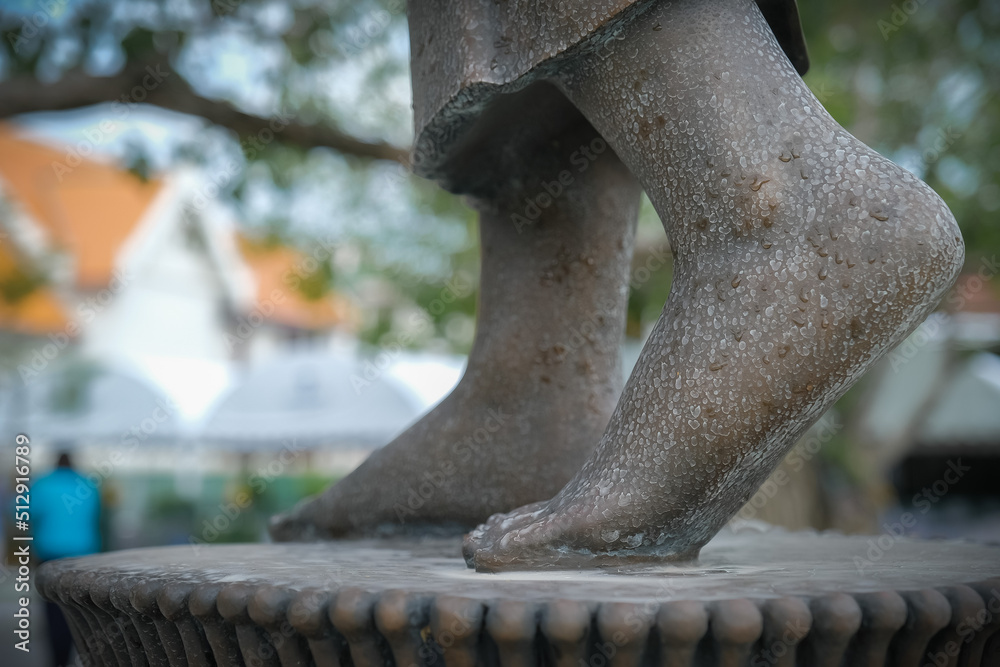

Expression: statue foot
xmin=271 ymin=102 xmax=641 ymax=540
xmin=270 ymin=393 xmax=579 ymax=539
xmin=465 ymin=190 xmax=961 ymax=571
xmin=464 ymin=0 xmax=964 ymax=571
xmin=462 ymin=499 xmax=701 ymax=571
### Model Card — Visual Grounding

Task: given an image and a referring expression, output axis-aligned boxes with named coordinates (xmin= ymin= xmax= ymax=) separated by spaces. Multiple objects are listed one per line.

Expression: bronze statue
xmin=38 ymin=2 xmax=998 ymax=664
xmin=271 ymin=0 xmax=964 ymax=572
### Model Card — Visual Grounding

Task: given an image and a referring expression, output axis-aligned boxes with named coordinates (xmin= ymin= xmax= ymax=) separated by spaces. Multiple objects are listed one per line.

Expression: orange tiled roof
xmin=236 ymin=234 xmax=355 ymax=331
xmin=0 ymin=123 xmax=163 ymax=289
xmin=0 ymin=241 xmax=70 ymax=335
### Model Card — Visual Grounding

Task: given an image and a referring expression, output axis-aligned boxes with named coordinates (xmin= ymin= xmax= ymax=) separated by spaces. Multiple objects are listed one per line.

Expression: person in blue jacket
xmin=32 ymin=450 xmax=101 ymax=667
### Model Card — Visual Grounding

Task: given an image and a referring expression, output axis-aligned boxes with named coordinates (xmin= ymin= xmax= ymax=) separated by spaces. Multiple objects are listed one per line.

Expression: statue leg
xmin=463 ymin=0 xmax=963 ymax=570
xmin=270 ymin=87 xmax=641 ymax=539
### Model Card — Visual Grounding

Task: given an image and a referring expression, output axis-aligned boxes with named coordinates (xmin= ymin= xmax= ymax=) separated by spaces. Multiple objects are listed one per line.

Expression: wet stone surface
xmin=40 ymin=530 xmax=1000 ymax=666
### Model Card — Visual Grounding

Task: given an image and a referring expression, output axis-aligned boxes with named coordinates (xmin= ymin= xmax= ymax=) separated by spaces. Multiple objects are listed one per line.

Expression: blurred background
xmin=0 ymin=0 xmax=997 ymax=652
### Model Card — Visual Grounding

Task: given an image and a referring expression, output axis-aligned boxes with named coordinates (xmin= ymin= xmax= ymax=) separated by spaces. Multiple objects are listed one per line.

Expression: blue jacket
xmin=30 ymin=468 xmax=101 ymax=561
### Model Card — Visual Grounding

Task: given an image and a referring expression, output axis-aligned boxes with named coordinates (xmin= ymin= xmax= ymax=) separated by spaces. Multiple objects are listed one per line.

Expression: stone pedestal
xmin=39 ymin=529 xmax=1000 ymax=666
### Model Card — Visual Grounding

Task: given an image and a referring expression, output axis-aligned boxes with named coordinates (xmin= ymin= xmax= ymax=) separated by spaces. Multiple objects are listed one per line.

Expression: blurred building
xmin=0 ymin=122 xmax=361 ymax=358
xmin=230 ymin=233 xmax=358 ymax=361
xmin=0 ymin=122 xmax=410 ymax=547
xmin=856 ymin=276 xmax=1000 ymax=464
xmin=852 ymin=275 xmax=1000 ymax=539
xmin=0 ymin=123 xmax=245 ymax=373
xmin=0 ymin=122 xmax=453 ymax=456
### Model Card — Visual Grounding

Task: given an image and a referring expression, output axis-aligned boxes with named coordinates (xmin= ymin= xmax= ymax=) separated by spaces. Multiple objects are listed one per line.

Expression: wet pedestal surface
xmin=39 ymin=529 xmax=1000 ymax=666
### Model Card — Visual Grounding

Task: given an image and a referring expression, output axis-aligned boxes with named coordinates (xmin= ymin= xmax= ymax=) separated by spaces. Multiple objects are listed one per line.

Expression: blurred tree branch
xmin=0 ymin=59 xmax=410 ymax=165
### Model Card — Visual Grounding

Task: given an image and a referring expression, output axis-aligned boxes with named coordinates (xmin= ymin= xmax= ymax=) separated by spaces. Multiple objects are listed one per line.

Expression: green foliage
xmin=1 ymin=0 xmax=994 ymax=356
xmin=799 ymin=0 xmax=1000 ymax=263
xmin=297 ymin=256 xmax=335 ymax=301
xmin=110 ymin=471 xmax=338 ymax=547
xmin=299 ymin=472 xmax=337 ymax=497
xmin=0 ymin=263 xmax=45 ymax=304
xmin=147 ymin=490 xmax=197 ymax=523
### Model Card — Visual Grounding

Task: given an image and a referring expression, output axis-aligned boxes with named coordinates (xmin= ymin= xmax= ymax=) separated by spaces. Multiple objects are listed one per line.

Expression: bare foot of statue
xmin=463 ymin=0 xmax=964 ymax=570
xmin=270 ymin=89 xmax=641 ymax=539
